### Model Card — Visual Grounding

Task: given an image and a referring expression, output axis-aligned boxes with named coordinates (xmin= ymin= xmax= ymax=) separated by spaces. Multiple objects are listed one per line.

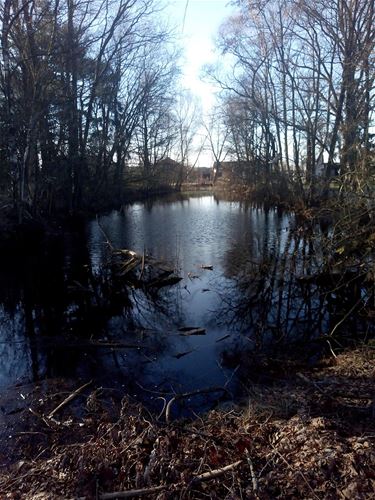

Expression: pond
xmin=0 ymin=193 xmax=362 ymax=414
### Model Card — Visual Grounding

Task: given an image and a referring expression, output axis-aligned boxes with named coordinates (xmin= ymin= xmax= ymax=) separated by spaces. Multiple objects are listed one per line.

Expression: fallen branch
xmin=245 ymin=448 xmax=258 ymax=495
xmin=296 ymin=372 xmax=325 ymax=394
xmin=28 ymin=407 xmax=55 ymax=428
xmin=191 ymin=460 xmax=242 ymax=483
xmin=48 ymin=380 xmax=92 ymax=419
xmin=82 ymin=460 xmax=243 ymax=499
xmin=98 ymin=484 xmax=168 ymax=499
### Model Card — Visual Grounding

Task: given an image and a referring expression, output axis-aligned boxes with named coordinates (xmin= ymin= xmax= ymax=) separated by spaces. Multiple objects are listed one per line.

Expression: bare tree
xmin=173 ymin=90 xmax=203 ymax=187
xmin=0 ymin=0 xmax=180 ymax=214
xmin=209 ymin=0 xmax=375 ymax=201
xmin=204 ymin=108 xmax=229 ymax=181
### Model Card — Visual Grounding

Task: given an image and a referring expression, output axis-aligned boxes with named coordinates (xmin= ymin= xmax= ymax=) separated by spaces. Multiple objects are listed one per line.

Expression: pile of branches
xmin=97 ymin=220 xmax=182 ymax=291
xmin=109 ymin=248 xmax=182 ymax=290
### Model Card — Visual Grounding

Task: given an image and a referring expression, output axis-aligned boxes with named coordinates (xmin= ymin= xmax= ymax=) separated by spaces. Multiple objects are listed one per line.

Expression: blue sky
xmin=165 ymin=1 xmax=236 ymax=166
xmin=167 ymin=0 xmax=235 ymax=111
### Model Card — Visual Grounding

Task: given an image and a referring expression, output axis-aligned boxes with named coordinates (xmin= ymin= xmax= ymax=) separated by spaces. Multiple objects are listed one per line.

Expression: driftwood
xmin=48 ymin=380 xmax=92 ymax=419
xmin=116 ymin=254 xmax=142 ymax=277
xmin=68 ymin=340 xmax=140 ymax=349
xmin=139 ymin=249 xmax=145 ymax=279
xmin=112 ymin=249 xmax=181 ymax=288
xmin=146 ymin=275 xmax=182 ymax=288
xmin=16 ymin=337 xmax=141 ymax=350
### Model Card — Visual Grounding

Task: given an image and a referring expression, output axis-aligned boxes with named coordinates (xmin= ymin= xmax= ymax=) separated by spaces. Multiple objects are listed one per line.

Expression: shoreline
xmin=1 ymin=346 xmax=373 ymax=498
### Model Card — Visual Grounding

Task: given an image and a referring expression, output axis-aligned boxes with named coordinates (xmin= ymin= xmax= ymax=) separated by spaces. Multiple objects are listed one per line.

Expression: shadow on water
xmin=0 ymin=193 xmax=373 ymax=414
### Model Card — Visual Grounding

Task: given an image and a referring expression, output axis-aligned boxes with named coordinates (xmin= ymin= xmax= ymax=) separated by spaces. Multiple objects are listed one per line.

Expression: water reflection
xmin=217 ymin=221 xmax=324 ymax=344
xmin=0 ymin=194 xmax=372 ymax=408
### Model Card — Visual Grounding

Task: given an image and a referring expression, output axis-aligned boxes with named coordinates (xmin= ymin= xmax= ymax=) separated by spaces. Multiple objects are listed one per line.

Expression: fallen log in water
xmin=98 ymin=219 xmax=182 ymax=289
xmin=110 ymin=245 xmax=181 ymax=288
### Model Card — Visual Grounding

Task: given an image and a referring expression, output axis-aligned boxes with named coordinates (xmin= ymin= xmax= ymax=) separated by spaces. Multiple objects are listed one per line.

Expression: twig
xmin=96 ymin=216 xmax=114 ymax=250
xmin=14 ymin=431 xmax=49 ymax=436
xmin=191 ymin=460 xmax=242 ymax=483
xmin=28 ymin=407 xmax=55 ymax=428
xmin=245 ymin=448 xmax=258 ymax=494
xmin=328 ymin=297 xmax=362 ymax=337
xmin=326 ymin=339 xmax=338 ymax=358
xmin=119 ymin=428 xmax=150 ymax=457
xmin=48 ymin=380 xmax=92 ymax=419
xmin=156 ymin=397 xmax=167 ymax=421
xmin=165 ymin=387 xmax=229 ymax=423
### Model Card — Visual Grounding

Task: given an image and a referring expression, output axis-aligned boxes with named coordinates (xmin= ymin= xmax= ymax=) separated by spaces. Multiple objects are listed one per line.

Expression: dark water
xmin=0 ymin=193 xmax=364 ymax=412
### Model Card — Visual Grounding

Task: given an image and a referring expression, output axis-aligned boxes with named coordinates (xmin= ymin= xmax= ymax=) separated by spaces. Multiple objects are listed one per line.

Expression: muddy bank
xmin=1 ymin=347 xmax=374 ymax=499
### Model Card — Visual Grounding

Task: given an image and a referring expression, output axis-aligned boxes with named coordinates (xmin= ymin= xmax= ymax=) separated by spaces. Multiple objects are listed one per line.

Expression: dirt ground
xmin=0 ymin=347 xmax=374 ymax=499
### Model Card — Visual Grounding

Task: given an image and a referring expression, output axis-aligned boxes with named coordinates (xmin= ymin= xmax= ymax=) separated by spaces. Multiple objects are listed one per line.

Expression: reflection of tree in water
xmin=44 ymin=245 xmax=187 ymax=385
xmin=0 ymin=224 xmax=185 ymax=387
xmin=0 ymin=236 xmax=68 ymax=384
xmin=218 ymin=217 xmax=329 ymax=349
xmin=219 ymin=214 xmax=375 ymax=372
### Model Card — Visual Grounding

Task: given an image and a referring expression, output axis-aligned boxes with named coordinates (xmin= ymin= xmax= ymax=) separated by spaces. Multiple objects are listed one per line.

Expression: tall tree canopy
xmin=0 ymin=0 xmax=180 ymax=217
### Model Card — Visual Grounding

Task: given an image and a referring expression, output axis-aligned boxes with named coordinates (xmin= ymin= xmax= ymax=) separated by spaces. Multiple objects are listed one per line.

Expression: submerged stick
xmin=48 ymin=380 xmax=92 ymax=419
xmin=178 ymin=327 xmax=206 ymax=336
